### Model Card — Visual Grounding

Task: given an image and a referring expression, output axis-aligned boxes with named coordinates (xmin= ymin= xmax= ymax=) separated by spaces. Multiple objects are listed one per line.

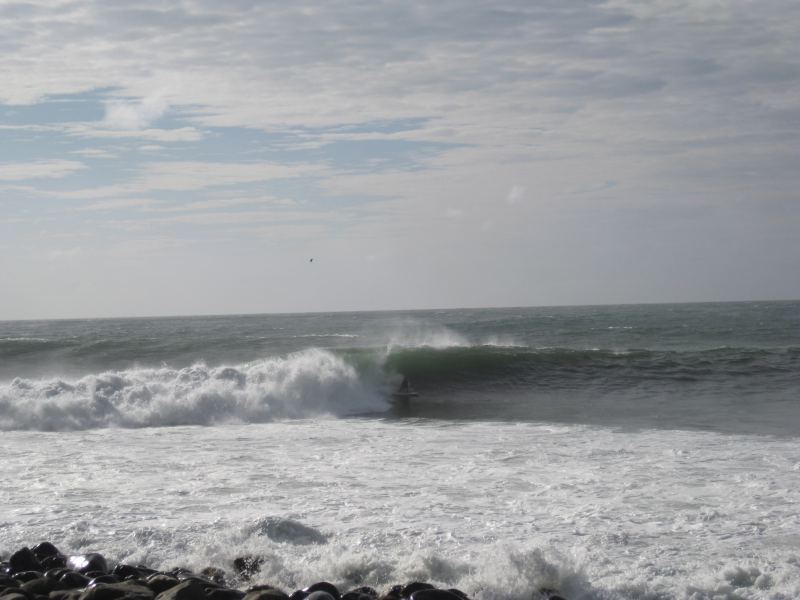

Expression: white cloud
xmin=103 ymin=93 xmax=168 ymax=130
xmin=0 ymin=160 xmax=86 ymax=181
xmin=506 ymin=185 xmax=525 ymax=205
xmin=136 ymin=161 xmax=327 ymax=191
xmin=77 ymin=198 xmax=158 ymax=211
xmin=71 ymin=148 xmax=118 ymax=159
xmin=66 ymin=124 xmax=204 ymax=142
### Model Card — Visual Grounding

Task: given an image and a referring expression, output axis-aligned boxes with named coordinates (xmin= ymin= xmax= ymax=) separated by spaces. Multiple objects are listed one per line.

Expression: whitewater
xmin=2 ymin=302 xmax=800 ymax=599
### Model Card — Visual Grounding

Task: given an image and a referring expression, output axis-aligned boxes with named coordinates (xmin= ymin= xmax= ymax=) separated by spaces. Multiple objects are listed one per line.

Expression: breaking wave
xmin=0 ymin=348 xmax=387 ymax=431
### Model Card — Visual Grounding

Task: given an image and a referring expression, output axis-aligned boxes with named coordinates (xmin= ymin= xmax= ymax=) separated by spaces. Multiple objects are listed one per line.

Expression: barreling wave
xmin=0 ymin=348 xmax=387 ymax=431
xmin=380 ymin=344 xmax=800 ymax=391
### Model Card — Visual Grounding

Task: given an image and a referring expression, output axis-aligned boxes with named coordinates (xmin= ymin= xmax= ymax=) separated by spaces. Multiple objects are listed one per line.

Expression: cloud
xmin=506 ymin=185 xmax=525 ymax=205
xmin=66 ymin=124 xmax=204 ymax=142
xmin=0 ymin=160 xmax=86 ymax=181
xmin=76 ymin=198 xmax=158 ymax=211
xmin=103 ymin=93 xmax=168 ymax=130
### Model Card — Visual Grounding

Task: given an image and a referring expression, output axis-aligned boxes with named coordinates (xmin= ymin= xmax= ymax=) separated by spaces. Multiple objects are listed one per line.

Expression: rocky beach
xmin=0 ymin=544 xmax=566 ymax=600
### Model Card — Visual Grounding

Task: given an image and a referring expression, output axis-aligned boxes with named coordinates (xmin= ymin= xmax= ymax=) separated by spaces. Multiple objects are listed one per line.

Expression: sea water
xmin=1 ymin=302 xmax=799 ymax=599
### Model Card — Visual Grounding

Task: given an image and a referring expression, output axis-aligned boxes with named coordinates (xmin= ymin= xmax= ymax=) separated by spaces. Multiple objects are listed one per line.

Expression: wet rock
xmin=231 ymin=559 xmax=262 ymax=582
xmin=43 ymin=570 xmax=69 ymax=581
xmin=59 ymin=573 xmax=90 ymax=590
xmin=376 ymin=586 xmax=401 ymax=600
xmin=537 ymin=589 xmax=566 ymax=600
xmin=80 ymin=583 xmax=154 ymax=600
xmin=252 ymin=519 xmax=327 ymax=546
xmin=400 ymin=585 xmax=433 ymax=600
xmin=304 ymin=593 xmax=334 ymax=600
xmin=142 ymin=576 xmax=179 ymax=596
xmin=153 ymin=580 xmax=207 ymax=600
xmin=2 ymin=594 xmax=28 ymax=600
xmin=198 ymin=570 xmax=225 ymax=588
xmin=9 ymin=550 xmax=42 ymax=576
xmin=242 ymin=588 xmax=288 ymax=600
xmin=89 ymin=576 xmax=120 ymax=587
xmin=408 ymin=591 xmax=462 ymax=600
xmin=343 ymin=590 xmax=376 ymax=600
xmin=11 ymin=572 xmax=42 ymax=584
xmin=49 ymin=590 xmax=83 ymax=600
xmin=67 ymin=557 xmax=108 ymax=576
xmin=302 ymin=584 xmax=339 ymax=600
xmin=205 ymin=589 xmax=244 ymax=600
xmin=111 ymin=567 xmax=142 ymax=582
xmin=42 ymin=557 xmax=68 ymax=571
xmin=21 ymin=577 xmax=66 ymax=595
xmin=1 ymin=590 xmax=34 ymax=600
xmin=31 ymin=546 xmax=61 ymax=563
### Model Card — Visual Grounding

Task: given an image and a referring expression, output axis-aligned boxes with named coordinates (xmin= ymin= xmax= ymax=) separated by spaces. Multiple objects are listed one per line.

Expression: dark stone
xmin=537 ymin=590 xmax=566 ymax=600
xmin=0 ymin=574 xmax=18 ymax=589
xmin=21 ymin=578 xmax=65 ymax=595
xmin=12 ymin=573 xmax=42 ymax=584
xmin=288 ymin=592 xmax=304 ymax=600
xmin=2 ymin=594 xmax=28 ymax=600
xmin=205 ymin=590 xmax=243 ymax=600
xmin=59 ymin=573 xmax=89 ymax=590
xmin=111 ymin=568 xmax=141 ymax=582
xmin=88 ymin=577 xmax=119 ymax=587
xmin=198 ymin=571 xmax=225 ymax=588
xmin=40 ymin=559 xmax=67 ymax=572
xmin=1 ymin=590 xmax=34 ymax=600
xmin=380 ymin=587 xmax=402 ymax=600
xmin=231 ymin=558 xmax=262 ymax=582
xmin=142 ymin=576 xmax=178 ymax=596
xmin=79 ymin=583 xmax=154 ymax=600
xmin=242 ymin=590 xmax=288 ymax=600
xmin=409 ymin=591 xmax=463 ymax=600
xmin=43 ymin=571 xmax=68 ymax=581
xmin=9 ymin=551 xmax=43 ymax=576
xmin=153 ymin=580 xmax=207 ymax=600
xmin=49 ymin=591 xmax=83 ymax=600
xmin=343 ymin=590 xmax=376 ymax=600
xmin=31 ymin=546 xmax=61 ymax=562
xmin=304 ymin=593 xmax=334 ymax=600
xmin=302 ymin=584 xmax=339 ymax=600
xmin=400 ymin=585 xmax=433 ymax=600
xmin=66 ymin=557 xmax=108 ymax=577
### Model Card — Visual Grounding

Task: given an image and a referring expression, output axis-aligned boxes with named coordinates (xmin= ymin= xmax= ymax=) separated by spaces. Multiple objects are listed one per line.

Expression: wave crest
xmin=0 ymin=348 xmax=386 ymax=431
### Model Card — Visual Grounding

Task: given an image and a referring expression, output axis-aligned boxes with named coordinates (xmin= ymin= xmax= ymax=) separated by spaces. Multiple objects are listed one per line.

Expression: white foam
xmin=0 ymin=348 xmax=387 ymax=431
xmin=3 ymin=420 xmax=800 ymax=598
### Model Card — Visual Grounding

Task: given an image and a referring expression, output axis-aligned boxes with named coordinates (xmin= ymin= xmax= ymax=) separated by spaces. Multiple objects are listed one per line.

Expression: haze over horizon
xmin=2 ymin=1 xmax=799 ymax=320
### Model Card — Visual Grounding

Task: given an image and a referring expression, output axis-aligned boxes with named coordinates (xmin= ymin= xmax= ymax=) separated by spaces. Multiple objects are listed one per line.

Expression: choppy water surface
xmin=1 ymin=302 xmax=800 ymax=599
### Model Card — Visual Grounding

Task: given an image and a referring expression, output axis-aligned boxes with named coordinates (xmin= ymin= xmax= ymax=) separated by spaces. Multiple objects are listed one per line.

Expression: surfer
xmin=392 ymin=377 xmax=418 ymax=402
xmin=398 ymin=377 xmax=410 ymax=394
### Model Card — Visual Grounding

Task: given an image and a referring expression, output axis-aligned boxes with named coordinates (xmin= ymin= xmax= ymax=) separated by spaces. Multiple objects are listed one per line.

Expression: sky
xmin=1 ymin=0 xmax=799 ymax=319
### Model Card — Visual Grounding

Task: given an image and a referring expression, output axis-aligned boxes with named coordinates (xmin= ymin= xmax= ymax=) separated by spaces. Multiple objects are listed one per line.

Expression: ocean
xmin=1 ymin=302 xmax=799 ymax=599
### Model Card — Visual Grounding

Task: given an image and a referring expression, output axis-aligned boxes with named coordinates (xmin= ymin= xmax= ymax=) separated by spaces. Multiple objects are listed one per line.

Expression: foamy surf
xmin=0 ymin=348 xmax=387 ymax=431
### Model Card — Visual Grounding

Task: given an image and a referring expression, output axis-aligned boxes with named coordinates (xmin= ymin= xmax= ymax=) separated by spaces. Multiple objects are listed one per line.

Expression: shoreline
xmin=1 ymin=544 xmax=568 ymax=600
